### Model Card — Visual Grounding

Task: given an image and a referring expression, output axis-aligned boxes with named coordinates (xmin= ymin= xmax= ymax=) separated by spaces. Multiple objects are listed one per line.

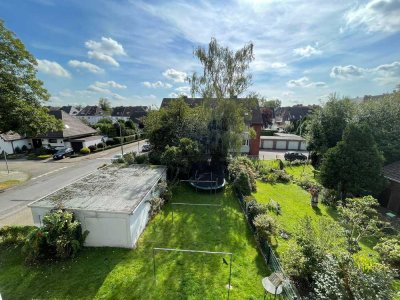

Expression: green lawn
xmin=284 ymin=164 xmax=317 ymax=183
xmin=0 ymin=185 xmax=269 ymax=299
xmin=252 ymin=180 xmax=379 ymax=263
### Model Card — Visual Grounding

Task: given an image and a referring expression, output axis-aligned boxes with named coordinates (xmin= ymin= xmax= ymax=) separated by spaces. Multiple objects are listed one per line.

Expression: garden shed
xmin=28 ymin=165 xmax=167 ymax=248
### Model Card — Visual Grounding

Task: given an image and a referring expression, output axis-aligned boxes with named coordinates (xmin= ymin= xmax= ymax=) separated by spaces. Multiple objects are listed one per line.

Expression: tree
xmin=188 ymin=37 xmax=254 ymax=98
xmin=338 ymin=196 xmax=385 ymax=253
xmin=319 ymin=123 xmax=384 ymax=198
xmin=98 ymin=98 xmax=112 ymax=115
xmin=0 ymin=20 xmax=62 ymax=135
xmin=144 ymin=98 xmax=208 ymax=154
xmin=260 ymin=98 xmax=281 ymax=109
xmin=356 ymin=92 xmax=400 ymax=163
xmin=306 ymin=94 xmax=355 ymax=166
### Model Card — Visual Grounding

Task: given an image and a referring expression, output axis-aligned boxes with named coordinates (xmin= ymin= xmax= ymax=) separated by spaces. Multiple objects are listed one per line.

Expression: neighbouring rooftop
xmin=29 ymin=165 xmax=166 ymax=213
xmin=384 ymin=161 xmax=400 ymax=183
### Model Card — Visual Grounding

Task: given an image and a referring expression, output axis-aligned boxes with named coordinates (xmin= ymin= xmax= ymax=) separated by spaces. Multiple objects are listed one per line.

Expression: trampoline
xmin=189 ymin=167 xmax=226 ymax=191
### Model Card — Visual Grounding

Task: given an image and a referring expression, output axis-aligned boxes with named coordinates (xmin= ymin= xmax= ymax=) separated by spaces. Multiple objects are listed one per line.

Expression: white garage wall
xmin=0 ymin=138 xmax=32 ymax=154
xmin=262 ymin=140 xmax=273 ymax=149
xmin=288 ymin=141 xmax=299 ymax=150
xmin=128 ymin=195 xmax=151 ymax=248
xmin=300 ymin=141 xmax=307 ymax=150
xmin=276 ymin=141 xmax=287 ymax=149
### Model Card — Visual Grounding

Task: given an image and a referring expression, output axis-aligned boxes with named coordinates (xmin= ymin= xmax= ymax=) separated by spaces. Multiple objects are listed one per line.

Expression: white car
xmin=111 ymin=153 xmax=124 ymax=163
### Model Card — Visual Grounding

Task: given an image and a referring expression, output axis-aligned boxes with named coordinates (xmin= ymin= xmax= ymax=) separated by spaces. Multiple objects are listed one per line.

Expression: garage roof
xmin=260 ymin=134 xmax=305 ymax=141
xmin=383 ymin=161 xmax=400 ymax=183
xmin=29 ymin=165 xmax=167 ymax=213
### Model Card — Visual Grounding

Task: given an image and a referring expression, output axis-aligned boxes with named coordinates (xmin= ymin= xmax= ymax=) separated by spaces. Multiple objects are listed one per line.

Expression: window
xmin=243 ymin=139 xmax=246 ymax=145
xmin=48 ymin=139 xmax=57 ymax=144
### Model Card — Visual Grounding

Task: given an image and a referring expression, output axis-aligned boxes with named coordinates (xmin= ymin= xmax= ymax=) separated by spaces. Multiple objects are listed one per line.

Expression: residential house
xmin=382 ymin=161 xmax=400 ymax=214
xmin=29 ymin=165 xmax=167 ymax=248
xmin=76 ymin=105 xmax=108 ymax=125
xmin=0 ymin=131 xmax=32 ymax=155
xmin=272 ymin=105 xmax=317 ymax=131
xmin=111 ymin=106 xmax=148 ymax=127
xmin=161 ymin=97 xmax=263 ymax=156
xmin=60 ymin=106 xmax=80 ymax=116
xmin=33 ymin=110 xmax=102 ymax=152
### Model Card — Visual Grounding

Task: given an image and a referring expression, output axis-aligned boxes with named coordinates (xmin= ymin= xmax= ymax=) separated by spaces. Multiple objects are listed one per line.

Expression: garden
xmin=0 ymin=184 xmax=270 ymax=299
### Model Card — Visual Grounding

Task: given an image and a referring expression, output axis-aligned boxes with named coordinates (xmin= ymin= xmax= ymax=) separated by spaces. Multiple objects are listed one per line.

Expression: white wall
xmin=82 ymin=137 xmax=103 ymax=148
xmin=0 ymin=138 xmax=32 ymax=154
xmin=41 ymin=138 xmax=66 ymax=149
xmin=288 ymin=141 xmax=299 ymax=150
xmin=276 ymin=141 xmax=287 ymax=149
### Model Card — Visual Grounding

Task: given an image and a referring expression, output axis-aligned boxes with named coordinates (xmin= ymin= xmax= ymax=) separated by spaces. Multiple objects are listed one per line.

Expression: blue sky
xmin=1 ymin=0 xmax=400 ymax=107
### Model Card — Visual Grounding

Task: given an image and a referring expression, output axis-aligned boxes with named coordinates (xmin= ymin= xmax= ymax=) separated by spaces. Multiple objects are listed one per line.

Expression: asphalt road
xmin=0 ymin=140 xmax=147 ymax=221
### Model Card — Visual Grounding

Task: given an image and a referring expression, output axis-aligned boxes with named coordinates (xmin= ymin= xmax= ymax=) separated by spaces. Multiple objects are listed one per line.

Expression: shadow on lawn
xmin=97 ymin=185 xmax=268 ymax=299
xmin=0 ymin=245 xmax=129 ymax=300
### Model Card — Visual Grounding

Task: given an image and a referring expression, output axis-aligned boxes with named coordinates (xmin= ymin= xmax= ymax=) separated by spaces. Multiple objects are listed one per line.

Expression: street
xmin=0 ymin=140 xmax=147 ymax=225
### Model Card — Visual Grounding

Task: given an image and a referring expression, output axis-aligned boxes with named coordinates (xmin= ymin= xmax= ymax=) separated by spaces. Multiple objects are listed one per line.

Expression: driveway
xmin=0 ymin=140 xmax=147 ymax=225
xmin=258 ymin=149 xmax=309 ymax=160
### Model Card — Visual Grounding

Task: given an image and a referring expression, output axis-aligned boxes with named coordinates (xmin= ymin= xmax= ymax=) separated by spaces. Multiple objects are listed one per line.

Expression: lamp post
xmin=1 ymin=148 xmax=9 ymax=174
xmin=115 ymin=121 xmax=124 ymax=156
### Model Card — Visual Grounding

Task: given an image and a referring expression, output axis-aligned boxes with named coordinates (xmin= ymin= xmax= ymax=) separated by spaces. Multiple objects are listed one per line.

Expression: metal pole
xmin=119 ymin=123 xmax=124 ymax=155
xmin=4 ymin=151 xmax=9 ymax=174
xmin=227 ymin=253 xmax=233 ymax=300
xmin=153 ymin=248 xmax=156 ymax=284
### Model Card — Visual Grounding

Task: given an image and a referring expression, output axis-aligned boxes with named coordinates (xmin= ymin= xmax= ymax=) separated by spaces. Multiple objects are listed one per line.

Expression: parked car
xmin=141 ymin=144 xmax=151 ymax=152
xmin=111 ymin=153 xmax=124 ymax=163
xmin=53 ymin=148 xmax=74 ymax=160
xmin=284 ymin=151 xmax=307 ymax=162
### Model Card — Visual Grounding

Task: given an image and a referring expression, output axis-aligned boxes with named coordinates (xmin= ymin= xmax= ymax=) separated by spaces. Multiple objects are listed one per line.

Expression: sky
xmin=1 ymin=0 xmax=400 ymax=107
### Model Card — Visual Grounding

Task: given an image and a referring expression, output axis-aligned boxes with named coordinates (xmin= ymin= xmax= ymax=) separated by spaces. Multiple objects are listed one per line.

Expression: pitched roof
xmin=383 ymin=161 xmax=400 ymax=183
xmin=275 ymin=105 xmax=316 ymax=121
xmin=111 ymin=106 xmax=148 ymax=119
xmin=0 ymin=131 xmax=26 ymax=141
xmin=61 ymin=106 xmax=80 ymax=115
xmin=161 ymin=97 xmax=263 ymax=125
xmin=76 ymin=105 xmax=106 ymax=116
xmin=39 ymin=111 xmax=97 ymax=139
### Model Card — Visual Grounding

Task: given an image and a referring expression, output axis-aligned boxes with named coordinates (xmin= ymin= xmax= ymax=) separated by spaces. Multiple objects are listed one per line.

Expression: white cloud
xmin=175 ymin=86 xmax=191 ymax=93
xmin=287 ymin=77 xmax=326 ymax=88
xmin=282 ymin=91 xmax=295 ymax=97
xmin=68 ymin=60 xmax=104 ymax=74
xmin=346 ymin=0 xmax=400 ymax=33
xmin=85 ymin=37 xmax=126 ymax=56
xmin=168 ymin=92 xmax=179 ymax=98
xmin=85 ymin=37 xmax=126 ymax=67
xmin=142 ymin=81 xmax=173 ymax=88
xmin=330 ymin=61 xmax=400 ymax=84
xmin=162 ymin=68 xmax=187 ymax=82
xmin=87 ymin=85 xmax=111 ymax=94
xmin=330 ymin=65 xmax=365 ymax=79
xmin=293 ymin=45 xmax=322 ymax=58
xmin=88 ymin=51 xmax=119 ymax=67
xmin=270 ymin=62 xmax=287 ymax=69
xmin=37 ymin=59 xmax=70 ymax=78
xmin=94 ymin=81 xmax=127 ymax=89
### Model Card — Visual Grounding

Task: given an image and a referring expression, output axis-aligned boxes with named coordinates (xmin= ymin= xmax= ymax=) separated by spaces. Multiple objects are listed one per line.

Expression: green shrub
xmin=374 ymin=237 xmax=400 ymax=269
xmin=88 ymin=145 xmax=96 ymax=152
xmin=253 ymin=213 xmax=277 ymax=242
xmin=272 ymin=169 xmax=291 ymax=183
xmin=124 ymin=135 xmax=136 ymax=143
xmin=14 ymin=146 xmax=22 ymax=154
xmin=38 ymin=154 xmax=51 ymax=159
xmin=105 ymin=139 xmax=115 ymax=146
xmin=158 ymin=180 xmax=172 ymax=203
xmin=296 ymin=178 xmax=320 ymax=191
xmin=123 ymin=152 xmax=136 ymax=165
xmin=149 ymin=197 xmax=165 ymax=218
xmin=80 ymin=147 xmax=90 ymax=154
xmin=228 ymin=156 xmax=257 ymax=194
xmin=97 ymin=142 xmax=104 ymax=149
xmin=0 ymin=226 xmax=34 ymax=245
xmin=234 ymin=171 xmax=252 ymax=196
xmin=321 ymin=188 xmax=339 ymax=207
xmin=148 ymin=150 xmax=162 ymax=164
xmin=36 ymin=146 xmax=49 ymax=155
xmin=21 ymin=145 xmax=28 ymax=152
xmin=247 ymin=199 xmax=269 ymax=223
xmin=23 ymin=209 xmax=88 ymax=262
xmin=114 ymin=137 xmax=122 ymax=144
xmin=135 ymin=154 xmax=149 ymax=164
xmin=287 ymin=159 xmax=308 ymax=166
xmin=268 ymin=199 xmax=281 ymax=215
